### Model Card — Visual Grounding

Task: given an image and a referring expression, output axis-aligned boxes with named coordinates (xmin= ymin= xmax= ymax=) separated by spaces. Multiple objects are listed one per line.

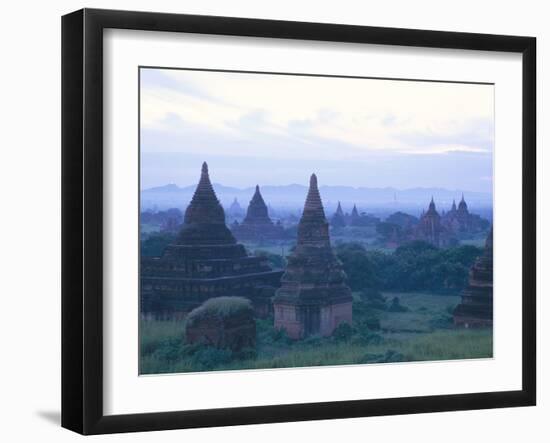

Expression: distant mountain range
xmin=141 ymin=183 xmax=493 ymax=214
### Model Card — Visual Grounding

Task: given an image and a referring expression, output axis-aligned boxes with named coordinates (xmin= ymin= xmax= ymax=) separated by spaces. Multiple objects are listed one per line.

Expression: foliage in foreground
xmin=140 ymin=291 xmax=492 ymax=374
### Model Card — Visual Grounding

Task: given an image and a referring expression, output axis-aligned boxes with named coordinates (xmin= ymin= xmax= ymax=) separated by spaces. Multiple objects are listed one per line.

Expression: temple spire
xmin=302 ymin=174 xmax=326 ymax=221
xmin=458 ymin=193 xmax=468 ymax=212
xmin=243 ymin=184 xmax=272 ymax=225
xmin=178 ymin=162 xmax=235 ymax=245
xmin=274 ymin=172 xmax=352 ymax=339
xmin=331 ymin=200 xmax=346 ymax=228
xmin=187 ymin=161 xmax=219 ymax=211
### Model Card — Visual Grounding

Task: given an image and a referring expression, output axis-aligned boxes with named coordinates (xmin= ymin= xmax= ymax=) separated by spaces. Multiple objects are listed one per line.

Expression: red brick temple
xmin=273 ymin=174 xmax=353 ymax=339
xmin=412 ymin=197 xmax=455 ymax=247
xmin=140 ymin=163 xmax=283 ymax=319
xmin=453 ymin=228 xmax=493 ymax=327
xmin=231 ymin=185 xmax=287 ymax=241
xmin=442 ymin=194 xmax=490 ymax=235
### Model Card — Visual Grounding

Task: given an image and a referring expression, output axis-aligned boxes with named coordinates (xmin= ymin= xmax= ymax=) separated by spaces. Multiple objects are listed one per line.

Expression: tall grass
xmin=139 ymin=291 xmax=492 ymax=375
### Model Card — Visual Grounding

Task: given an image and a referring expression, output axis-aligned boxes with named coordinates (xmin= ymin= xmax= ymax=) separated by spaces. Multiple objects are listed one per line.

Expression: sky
xmin=140 ymin=68 xmax=494 ymax=193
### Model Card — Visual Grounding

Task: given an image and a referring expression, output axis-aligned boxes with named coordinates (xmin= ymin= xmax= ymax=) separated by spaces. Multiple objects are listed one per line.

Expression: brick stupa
xmin=453 ymin=228 xmax=493 ymax=327
xmin=140 ymin=163 xmax=283 ymax=319
xmin=273 ymin=174 xmax=352 ymax=339
xmin=232 ymin=185 xmax=287 ymax=241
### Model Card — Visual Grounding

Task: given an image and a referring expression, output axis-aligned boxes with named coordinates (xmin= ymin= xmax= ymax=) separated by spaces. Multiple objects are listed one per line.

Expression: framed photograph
xmin=62 ymin=8 xmax=536 ymax=434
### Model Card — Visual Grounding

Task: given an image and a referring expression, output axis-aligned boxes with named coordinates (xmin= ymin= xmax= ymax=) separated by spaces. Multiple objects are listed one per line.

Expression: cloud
xmin=139 ymin=68 xmax=494 ymax=191
xmin=141 ymin=68 xmax=224 ymax=104
xmin=394 ymin=117 xmax=494 ymax=154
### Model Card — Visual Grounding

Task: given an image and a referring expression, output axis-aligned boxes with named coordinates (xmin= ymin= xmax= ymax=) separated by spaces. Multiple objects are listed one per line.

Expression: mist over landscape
xmin=141 ymin=182 xmax=493 ymax=219
xmin=139 ymin=68 xmax=495 ymax=375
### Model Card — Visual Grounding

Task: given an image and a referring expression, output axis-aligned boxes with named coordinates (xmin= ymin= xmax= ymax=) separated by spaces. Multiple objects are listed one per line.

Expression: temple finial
xmin=310 ymin=173 xmax=318 ymax=190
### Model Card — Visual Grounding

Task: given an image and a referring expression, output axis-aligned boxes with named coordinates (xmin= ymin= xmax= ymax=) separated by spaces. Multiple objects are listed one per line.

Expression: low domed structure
xmin=185 ymin=296 xmax=256 ymax=351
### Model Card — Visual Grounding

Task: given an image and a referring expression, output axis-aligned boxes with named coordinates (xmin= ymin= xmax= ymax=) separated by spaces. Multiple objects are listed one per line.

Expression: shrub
xmin=332 ymin=322 xmax=354 ymax=341
xmin=360 ymin=288 xmax=387 ymax=310
xmin=192 ymin=347 xmax=233 ymax=370
xmin=254 ymin=250 xmax=286 ymax=269
xmin=365 ymin=316 xmax=381 ymax=331
xmin=388 ymin=296 xmax=409 ymax=312
xmin=429 ymin=314 xmax=454 ymax=330
xmin=140 ymin=232 xmax=176 ymax=256
xmin=271 ymin=327 xmax=293 ymax=345
xmin=151 ymin=338 xmax=185 ymax=363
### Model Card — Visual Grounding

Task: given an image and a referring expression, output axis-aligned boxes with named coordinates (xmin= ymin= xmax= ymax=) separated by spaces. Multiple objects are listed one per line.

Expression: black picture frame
xmin=62 ymin=8 xmax=536 ymax=435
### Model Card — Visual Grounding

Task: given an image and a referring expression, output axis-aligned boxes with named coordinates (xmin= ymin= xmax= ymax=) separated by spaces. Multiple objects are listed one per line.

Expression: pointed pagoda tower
xmin=451 ymin=199 xmax=457 ymax=213
xmin=455 ymin=193 xmax=471 ymax=232
xmin=453 ymin=228 xmax=493 ymax=327
xmin=140 ymin=163 xmax=283 ymax=318
xmin=227 ymin=197 xmax=244 ymax=219
xmin=232 ymin=185 xmax=287 ymax=241
xmin=273 ymin=174 xmax=352 ymax=339
xmin=176 ymin=162 xmax=237 ymax=246
xmin=331 ymin=201 xmax=346 ymax=228
xmin=414 ymin=197 xmax=452 ymax=247
xmin=243 ymin=185 xmax=273 ymax=226
xmin=458 ymin=194 xmax=468 ymax=213
xmin=350 ymin=204 xmax=360 ymax=226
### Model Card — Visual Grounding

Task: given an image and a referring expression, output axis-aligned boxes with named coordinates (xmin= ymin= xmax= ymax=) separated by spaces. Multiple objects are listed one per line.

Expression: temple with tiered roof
xmin=453 ymin=228 xmax=493 ymax=327
xmin=442 ymin=194 xmax=489 ymax=236
xmin=231 ymin=185 xmax=287 ymax=241
xmin=273 ymin=174 xmax=352 ymax=339
xmin=140 ymin=163 xmax=283 ymax=319
xmin=411 ymin=197 xmax=456 ymax=247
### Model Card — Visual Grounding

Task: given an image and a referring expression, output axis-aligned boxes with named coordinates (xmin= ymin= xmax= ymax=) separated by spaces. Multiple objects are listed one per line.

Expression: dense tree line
xmin=335 ymin=240 xmax=482 ymax=294
xmin=141 ymin=232 xmax=176 ymax=257
xmin=141 ymin=231 xmax=482 ymax=294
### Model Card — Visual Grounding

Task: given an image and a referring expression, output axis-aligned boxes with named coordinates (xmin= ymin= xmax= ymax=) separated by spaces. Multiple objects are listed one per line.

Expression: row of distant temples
xmin=141 ymin=163 xmax=352 ymax=339
xmin=370 ymin=196 xmax=489 ymax=248
xmin=140 ymin=162 xmax=492 ymax=341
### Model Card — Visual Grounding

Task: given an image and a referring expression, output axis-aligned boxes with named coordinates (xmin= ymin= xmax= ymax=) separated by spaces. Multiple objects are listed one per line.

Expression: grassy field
xmin=140 ymin=291 xmax=492 ymax=375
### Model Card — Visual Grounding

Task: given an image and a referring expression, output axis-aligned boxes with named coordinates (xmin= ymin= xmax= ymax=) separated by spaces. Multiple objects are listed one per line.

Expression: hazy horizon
xmin=140 ymin=68 xmax=494 ymax=193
